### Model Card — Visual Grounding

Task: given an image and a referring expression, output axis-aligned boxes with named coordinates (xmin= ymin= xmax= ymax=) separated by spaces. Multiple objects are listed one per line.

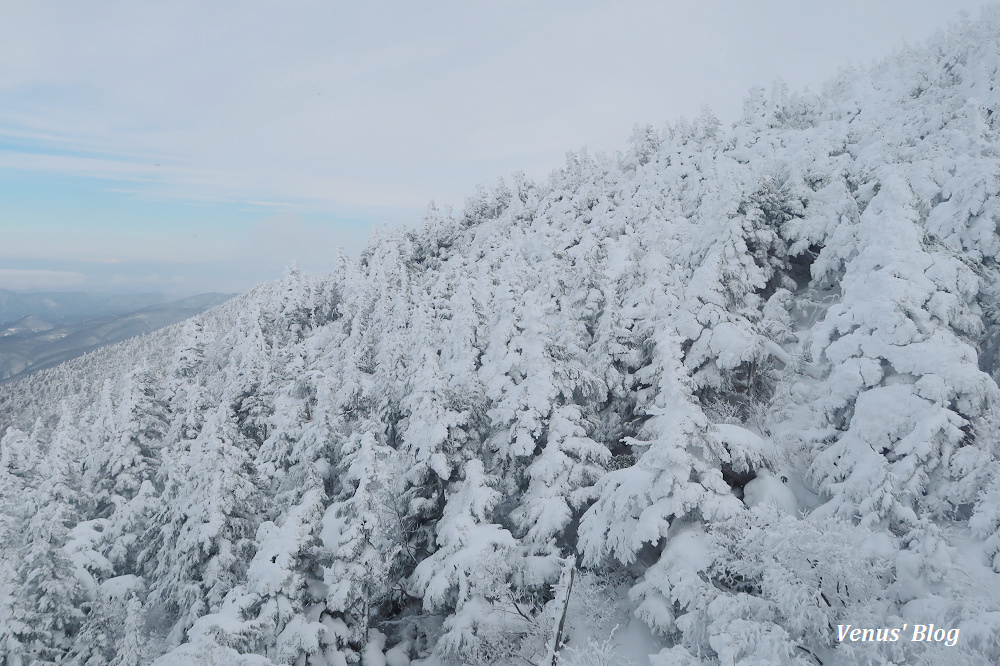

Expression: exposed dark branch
xmin=550 ymin=567 xmax=575 ymax=666
xmin=795 ymin=645 xmax=823 ymax=665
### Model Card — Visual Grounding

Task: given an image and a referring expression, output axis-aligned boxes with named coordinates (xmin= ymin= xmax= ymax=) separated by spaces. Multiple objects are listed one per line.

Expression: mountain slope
xmin=0 ymin=293 xmax=235 ymax=383
xmin=0 ymin=290 xmax=171 ymax=328
xmin=3 ymin=11 xmax=1000 ymax=665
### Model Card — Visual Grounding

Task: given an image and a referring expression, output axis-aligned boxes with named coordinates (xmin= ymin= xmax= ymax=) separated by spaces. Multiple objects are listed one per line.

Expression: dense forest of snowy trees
xmin=4 ymin=11 xmax=1000 ymax=665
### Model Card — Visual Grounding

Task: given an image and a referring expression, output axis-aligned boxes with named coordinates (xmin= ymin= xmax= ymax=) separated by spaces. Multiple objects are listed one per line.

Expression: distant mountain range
xmin=0 ymin=292 xmax=233 ymax=382
xmin=0 ymin=289 xmax=178 ymax=328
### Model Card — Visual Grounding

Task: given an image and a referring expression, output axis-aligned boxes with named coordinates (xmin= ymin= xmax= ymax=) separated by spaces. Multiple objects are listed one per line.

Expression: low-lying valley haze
xmin=5 ymin=2 xmax=1000 ymax=665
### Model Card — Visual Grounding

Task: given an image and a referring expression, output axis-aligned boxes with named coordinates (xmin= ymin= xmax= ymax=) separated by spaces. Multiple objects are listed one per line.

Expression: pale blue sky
xmin=0 ymin=0 xmax=991 ymax=294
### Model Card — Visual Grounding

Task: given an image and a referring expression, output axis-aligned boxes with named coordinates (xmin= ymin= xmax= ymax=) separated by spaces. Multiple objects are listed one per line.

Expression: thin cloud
xmin=0 ymin=151 xmax=170 ymax=182
xmin=0 ymin=0 xmax=990 ymax=213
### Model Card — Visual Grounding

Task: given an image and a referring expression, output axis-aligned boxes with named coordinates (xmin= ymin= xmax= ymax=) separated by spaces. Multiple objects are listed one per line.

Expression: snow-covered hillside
xmin=4 ymin=11 xmax=1000 ymax=665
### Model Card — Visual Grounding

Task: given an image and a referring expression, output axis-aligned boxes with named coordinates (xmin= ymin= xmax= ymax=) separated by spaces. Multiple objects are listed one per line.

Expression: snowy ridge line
xmin=3 ymin=8 xmax=1000 ymax=664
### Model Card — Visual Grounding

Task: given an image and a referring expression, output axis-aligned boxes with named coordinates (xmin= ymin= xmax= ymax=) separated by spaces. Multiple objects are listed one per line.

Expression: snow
xmin=709 ymin=321 xmax=762 ymax=370
xmin=362 ymin=629 xmax=387 ymax=666
xmin=153 ymin=635 xmax=274 ymax=666
xmin=320 ymin=502 xmax=347 ymax=552
xmin=99 ymin=574 xmax=144 ymax=600
xmin=385 ymin=640 xmax=412 ymax=666
xmin=742 ymin=472 xmax=799 ymax=514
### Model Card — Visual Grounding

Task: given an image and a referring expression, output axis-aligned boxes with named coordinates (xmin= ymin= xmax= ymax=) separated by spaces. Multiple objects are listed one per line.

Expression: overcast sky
xmin=0 ymin=0 xmax=992 ymax=295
